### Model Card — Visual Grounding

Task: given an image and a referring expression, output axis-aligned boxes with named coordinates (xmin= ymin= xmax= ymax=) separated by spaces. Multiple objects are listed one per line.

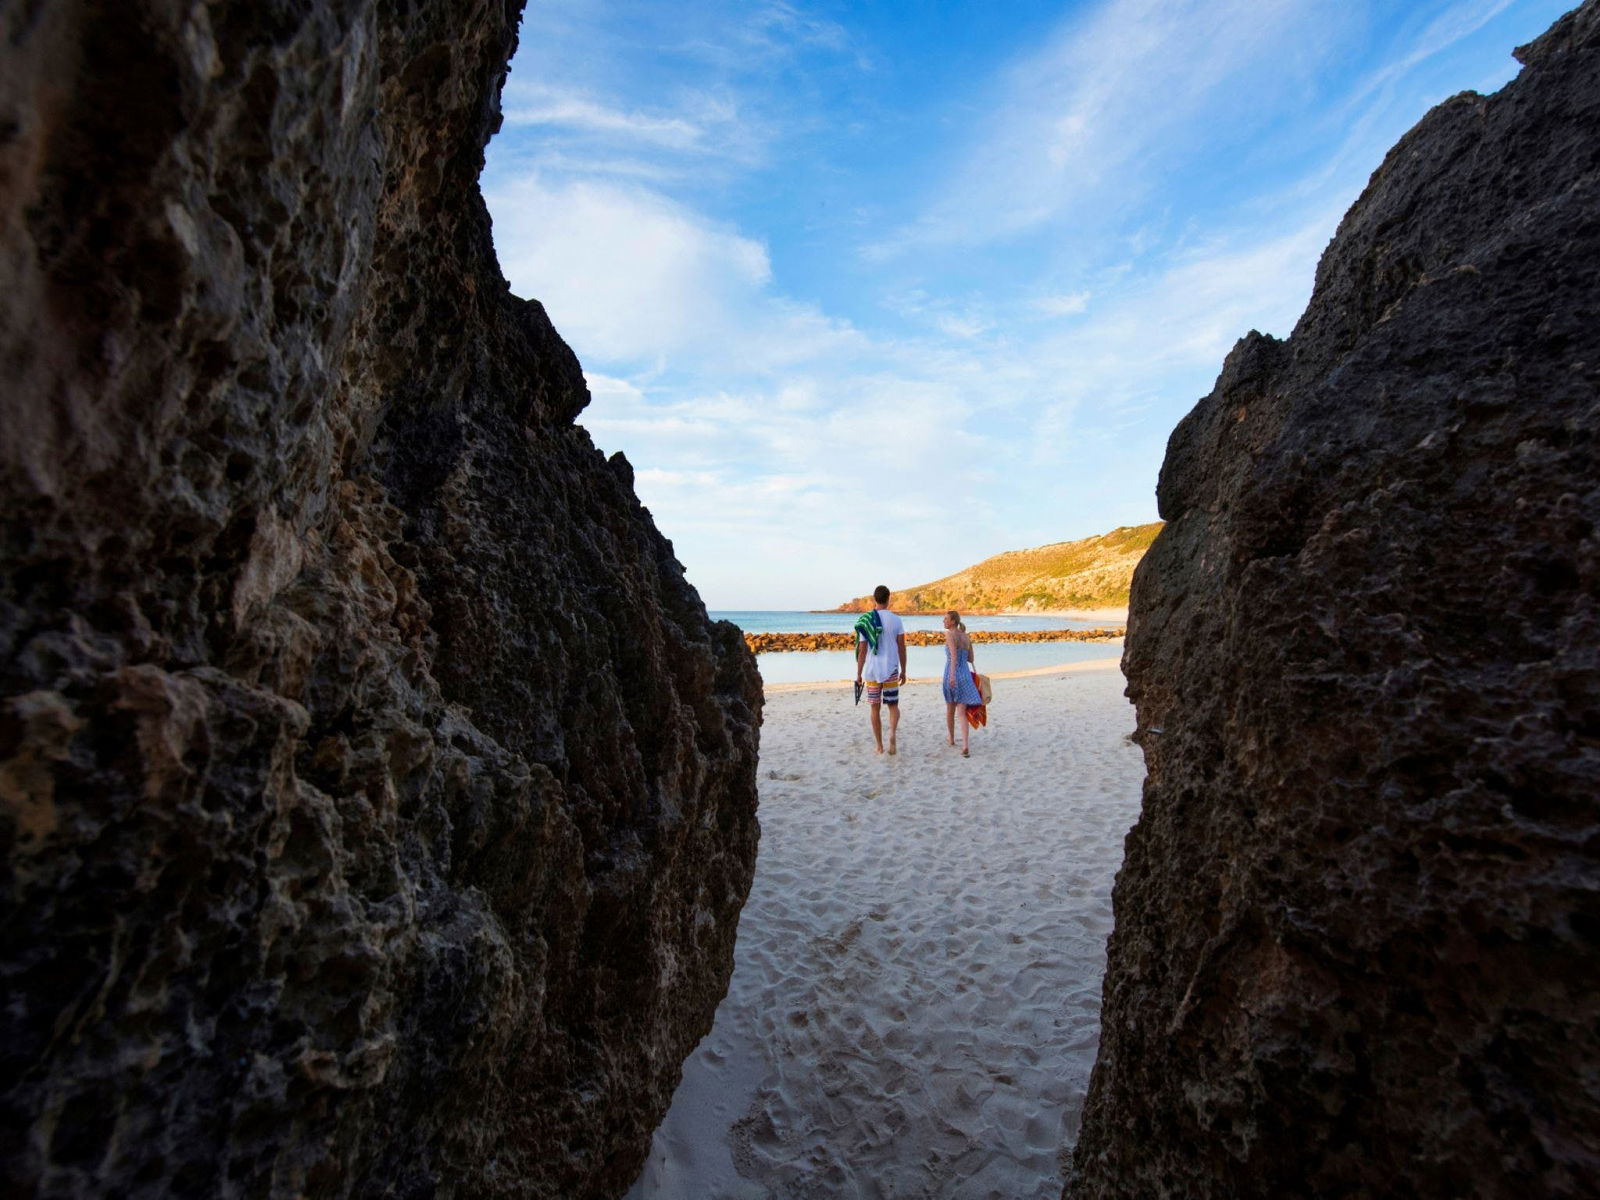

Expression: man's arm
xmin=856 ymin=637 xmax=868 ymax=681
xmin=897 ymin=632 xmax=907 ymax=682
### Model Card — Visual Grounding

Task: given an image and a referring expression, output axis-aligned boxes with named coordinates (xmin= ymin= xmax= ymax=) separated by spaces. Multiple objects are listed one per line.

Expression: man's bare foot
xmin=888 ymin=738 xmax=897 ymax=756
xmin=874 ymin=744 xmax=885 ymax=755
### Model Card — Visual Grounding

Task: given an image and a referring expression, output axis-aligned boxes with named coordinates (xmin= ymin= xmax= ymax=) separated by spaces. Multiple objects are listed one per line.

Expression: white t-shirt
xmin=862 ymin=608 xmax=905 ymax=681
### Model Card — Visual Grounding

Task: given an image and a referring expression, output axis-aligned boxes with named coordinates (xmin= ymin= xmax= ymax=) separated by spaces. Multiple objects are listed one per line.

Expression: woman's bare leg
xmin=956 ymin=704 xmax=969 ymax=755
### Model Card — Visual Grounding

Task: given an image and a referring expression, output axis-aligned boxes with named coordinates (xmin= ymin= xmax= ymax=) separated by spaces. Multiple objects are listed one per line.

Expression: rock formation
xmin=744 ymin=628 xmax=1123 ymax=655
xmin=833 ymin=522 xmax=1161 ymax=614
xmin=1071 ymin=5 xmax=1598 ymax=1196
xmin=0 ymin=3 xmax=761 ymax=1197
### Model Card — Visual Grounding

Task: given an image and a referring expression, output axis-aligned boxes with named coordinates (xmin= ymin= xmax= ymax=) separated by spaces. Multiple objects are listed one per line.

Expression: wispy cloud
xmin=1033 ymin=291 xmax=1091 ymax=317
xmin=1346 ymin=0 xmax=1522 ymax=108
xmin=502 ymin=86 xmax=708 ymax=150
xmin=869 ymin=0 xmax=1337 ymax=257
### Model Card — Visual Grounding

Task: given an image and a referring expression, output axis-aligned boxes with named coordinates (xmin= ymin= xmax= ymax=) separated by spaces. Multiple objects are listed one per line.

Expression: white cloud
xmin=487 ymin=176 xmax=771 ymax=363
xmin=685 ymin=1 xmax=854 ymax=68
xmin=1344 ymin=0 xmax=1521 ymax=110
xmin=1012 ymin=208 xmax=1341 ymax=467
xmin=934 ymin=313 xmax=993 ymax=340
xmin=488 ymin=174 xmax=875 ymax=377
xmin=503 ymin=89 xmax=706 ymax=149
xmin=1034 ymin=291 xmax=1091 ymax=317
xmin=575 ymin=352 xmax=1018 ymax=607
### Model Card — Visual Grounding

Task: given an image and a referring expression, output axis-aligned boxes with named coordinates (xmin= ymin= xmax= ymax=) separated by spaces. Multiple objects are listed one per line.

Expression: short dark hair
xmin=873 ymin=585 xmax=890 ymax=605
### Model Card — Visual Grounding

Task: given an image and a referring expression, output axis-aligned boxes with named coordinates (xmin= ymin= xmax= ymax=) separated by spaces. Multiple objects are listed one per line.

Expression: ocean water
xmin=708 ymin=610 xmax=1125 ymax=686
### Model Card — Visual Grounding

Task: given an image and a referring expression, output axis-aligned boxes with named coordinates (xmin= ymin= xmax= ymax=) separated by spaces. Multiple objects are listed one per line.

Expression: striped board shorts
xmin=865 ymin=672 xmax=902 ymax=706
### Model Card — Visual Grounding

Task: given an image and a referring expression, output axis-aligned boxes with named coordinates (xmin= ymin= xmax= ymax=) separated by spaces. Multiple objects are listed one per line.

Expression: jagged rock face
xmin=0 ymin=3 xmax=762 ymax=1197
xmin=1071 ymin=5 xmax=1599 ymax=1197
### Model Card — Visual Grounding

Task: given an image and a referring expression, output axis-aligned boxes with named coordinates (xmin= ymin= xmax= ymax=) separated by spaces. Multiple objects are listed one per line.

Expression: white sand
xmin=626 ymin=661 xmax=1146 ymax=1200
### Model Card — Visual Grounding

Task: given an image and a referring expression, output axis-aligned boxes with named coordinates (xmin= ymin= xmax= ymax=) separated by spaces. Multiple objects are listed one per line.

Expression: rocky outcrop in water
xmin=745 ymin=629 xmax=1123 ymax=654
xmin=1069 ymin=5 xmax=1599 ymax=1196
xmin=0 ymin=3 xmax=761 ymax=1197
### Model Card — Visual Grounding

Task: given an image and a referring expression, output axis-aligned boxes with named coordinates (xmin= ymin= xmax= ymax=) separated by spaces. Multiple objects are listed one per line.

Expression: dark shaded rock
xmin=0 ymin=3 xmax=761 ymax=1198
xmin=1071 ymin=5 xmax=1599 ymax=1197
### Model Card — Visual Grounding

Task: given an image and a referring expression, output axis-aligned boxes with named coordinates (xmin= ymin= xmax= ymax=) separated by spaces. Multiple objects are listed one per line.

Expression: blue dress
xmin=941 ymin=633 xmax=982 ymax=705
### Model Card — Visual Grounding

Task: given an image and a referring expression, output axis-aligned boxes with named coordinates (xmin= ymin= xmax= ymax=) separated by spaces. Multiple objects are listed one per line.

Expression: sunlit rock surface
xmin=1071 ymin=4 xmax=1599 ymax=1196
xmin=0 ymin=2 xmax=761 ymax=1196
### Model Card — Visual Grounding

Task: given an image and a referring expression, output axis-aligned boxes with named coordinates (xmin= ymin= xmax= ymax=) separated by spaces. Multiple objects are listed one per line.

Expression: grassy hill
xmin=833 ymin=522 xmax=1163 ymax=613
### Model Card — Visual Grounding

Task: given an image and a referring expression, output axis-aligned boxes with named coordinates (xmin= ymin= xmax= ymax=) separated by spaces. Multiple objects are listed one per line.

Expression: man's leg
xmin=883 ymin=674 xmax=901 ymax=755
xmin=866 ymin=679 xmax=885 ymax=752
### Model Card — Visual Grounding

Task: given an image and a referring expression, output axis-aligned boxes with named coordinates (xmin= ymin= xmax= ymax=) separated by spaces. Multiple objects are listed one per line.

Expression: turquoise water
xmin=708 ymin=611 xmax=1124 ymax=686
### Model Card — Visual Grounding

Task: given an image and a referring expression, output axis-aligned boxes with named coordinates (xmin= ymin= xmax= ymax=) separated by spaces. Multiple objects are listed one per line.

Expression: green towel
xmin=853 ymin=610 xmax=882 ymax=652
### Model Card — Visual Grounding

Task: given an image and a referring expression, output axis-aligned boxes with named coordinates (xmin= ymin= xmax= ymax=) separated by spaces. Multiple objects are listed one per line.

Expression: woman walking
xmin=942 ymin=610 xmax=983 ymax=756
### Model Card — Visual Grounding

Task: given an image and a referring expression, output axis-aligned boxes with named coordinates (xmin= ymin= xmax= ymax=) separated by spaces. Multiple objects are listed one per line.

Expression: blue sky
xmin=483 ymin=0 xmax=1571 ymax=609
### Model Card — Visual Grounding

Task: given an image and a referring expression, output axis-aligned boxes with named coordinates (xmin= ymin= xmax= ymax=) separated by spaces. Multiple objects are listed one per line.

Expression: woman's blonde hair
xmin=947 ymin=609 xmax=961 ymax=626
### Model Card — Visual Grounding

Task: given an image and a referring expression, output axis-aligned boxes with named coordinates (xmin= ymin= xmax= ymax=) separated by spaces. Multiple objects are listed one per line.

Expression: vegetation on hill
xmin=833 ymin=522 xmax=1163 ymax=613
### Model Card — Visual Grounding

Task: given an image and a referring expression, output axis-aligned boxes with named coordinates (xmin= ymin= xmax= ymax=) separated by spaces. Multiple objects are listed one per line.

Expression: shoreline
xmin=1012 ymin=606 xmax=1128 ymax=622
xmin=762 ymin=653 xmax=1124 ymax=693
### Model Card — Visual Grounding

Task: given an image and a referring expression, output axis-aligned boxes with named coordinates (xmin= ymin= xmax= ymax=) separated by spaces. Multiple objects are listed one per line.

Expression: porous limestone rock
xmin=0 ymin=2 xmax=761 ymax=1197
xmin=1071 ymin=4 xmax=1599 ymax=1197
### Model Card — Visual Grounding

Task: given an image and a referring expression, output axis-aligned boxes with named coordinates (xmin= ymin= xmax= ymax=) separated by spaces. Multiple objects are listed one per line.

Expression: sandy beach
xmin=626 ymin=659 xmax=1147 ymax=1199
xmin=1009 ymin=607 xmax=1129 ymax=624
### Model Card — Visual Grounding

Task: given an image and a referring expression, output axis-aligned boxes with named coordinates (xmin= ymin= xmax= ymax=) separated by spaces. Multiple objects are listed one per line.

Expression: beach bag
xmin=974 ymin=671 xmax=992 ymax=704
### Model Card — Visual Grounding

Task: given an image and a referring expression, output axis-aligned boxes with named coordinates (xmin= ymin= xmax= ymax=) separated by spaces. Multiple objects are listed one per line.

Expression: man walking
xmin=854 ymin=584 xmax=908 ymax=755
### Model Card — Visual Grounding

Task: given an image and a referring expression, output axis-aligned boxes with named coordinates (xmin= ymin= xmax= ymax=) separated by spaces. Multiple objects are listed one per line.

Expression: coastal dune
xmin=629 ymin=663 xmax=1145 ymax=1199
xmin=832 ymin=525 xmax=1161 ymax=615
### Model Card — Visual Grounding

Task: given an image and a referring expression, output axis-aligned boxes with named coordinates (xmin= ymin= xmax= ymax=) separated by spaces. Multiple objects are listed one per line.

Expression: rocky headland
xmin=833 ymin=523 xmax=1161 ymax=614
xmin=1071 ymin=5 xmax=1599 ymax=1197
xmin=0 ymin=2 xmax=760 ymax=1197
xmin=745 ymin=628 xmax=1124 ymax=655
